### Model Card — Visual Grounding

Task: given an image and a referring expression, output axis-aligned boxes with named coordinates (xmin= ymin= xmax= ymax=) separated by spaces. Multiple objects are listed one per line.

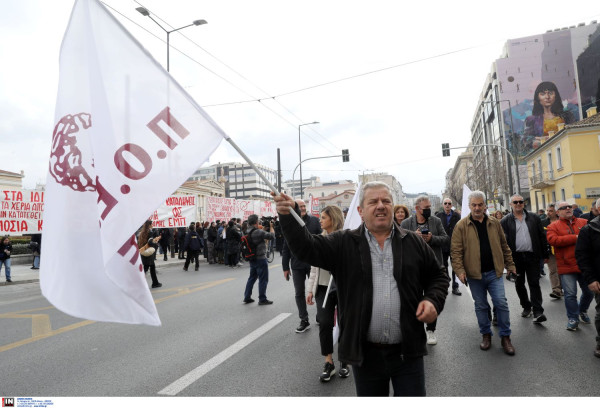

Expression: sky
xmin=1 ymin=0 xmax=599 ymax=196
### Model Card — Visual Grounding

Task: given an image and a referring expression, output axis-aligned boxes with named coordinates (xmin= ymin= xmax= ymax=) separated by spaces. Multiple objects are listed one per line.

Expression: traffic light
xmin=342 ymin=149 xmax=350 ymax=162
xmin=442 ymin=143 xmax=450 ymax=157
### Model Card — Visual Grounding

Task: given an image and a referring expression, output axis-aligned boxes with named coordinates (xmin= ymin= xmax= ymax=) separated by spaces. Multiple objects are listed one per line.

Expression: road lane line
xmin=0 ymin=278 xmax=233 ymax=354
xmin=158 ymin=312 xmax=292 ymax=396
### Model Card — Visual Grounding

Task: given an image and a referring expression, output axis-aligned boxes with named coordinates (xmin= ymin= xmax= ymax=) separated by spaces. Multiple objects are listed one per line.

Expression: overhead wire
xmin=129 ymin=0 xmax=351 ymax=164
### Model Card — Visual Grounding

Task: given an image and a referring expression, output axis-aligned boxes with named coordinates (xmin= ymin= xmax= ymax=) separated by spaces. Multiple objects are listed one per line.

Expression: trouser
xmin=352 ymin=345 xmax=425 ymax=397
xmin=207 ymin=242 xmax=215 ymax=263
xmin=227 ymin=252 xmax=238 ymax=266
xmin=160 ymin=244 xmax=169 ymax=261
xmin=547 ymin=254 xmax=561 ymax=293
xmin=184 ymin=250 xmax=200 ymax=270
xmin=223 ymin=247 xmax=229 ymax=265
xmin=595 ymin=293 xmax=600 ymax=345
xmin=468 ymin=270 xmax=511 ymax=337
xmin=244 ymin=258 xmax=269 ymax=302
xmin=559 ymin=273 xmax=594 ymax=320
xmin=0 ymin=259 xmax=11 ymax=280
xmin=442 ymin=251 xmax=458 ymax=290
xmin=513 ymin=252 xmax=544 ymax=314
xmin=315 ymin=285 xmax=337 ymax=356
xmin=178 ymin=240 xmax=186 ymax=259
xmin=292 ymin=266 xmax=312 ymax=321
xmin=142 ymin=258 xmax=159 ymax=286
xmin=33 ymin=255 xmax=40 ymax=268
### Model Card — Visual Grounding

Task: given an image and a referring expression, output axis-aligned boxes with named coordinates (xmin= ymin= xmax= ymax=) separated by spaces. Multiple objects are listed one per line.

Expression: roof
xmin=0 ymin=169 xmax=24 ymax=177
xmin=565 ymin=112 xmax=600 ymax=129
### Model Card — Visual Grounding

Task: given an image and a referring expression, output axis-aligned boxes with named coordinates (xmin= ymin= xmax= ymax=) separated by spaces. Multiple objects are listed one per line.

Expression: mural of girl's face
xmin=538 ymin=89 xmax=556 ymax=108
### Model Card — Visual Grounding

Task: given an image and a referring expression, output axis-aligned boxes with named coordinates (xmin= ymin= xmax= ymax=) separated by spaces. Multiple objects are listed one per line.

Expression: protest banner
xmin=0 ymin=190 xmax=45 ymax=234
xmin=150 ymin=195 xmax=197 ymax=228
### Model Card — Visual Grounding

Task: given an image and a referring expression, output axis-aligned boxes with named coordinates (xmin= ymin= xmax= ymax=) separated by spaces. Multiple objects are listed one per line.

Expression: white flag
xmin=41 ymin=0 xmax=227 ymax=325
xmin=343 ymin=182 xmax=362 ymax=230
xmin=461 ymin=184 xmax=472 ymax=219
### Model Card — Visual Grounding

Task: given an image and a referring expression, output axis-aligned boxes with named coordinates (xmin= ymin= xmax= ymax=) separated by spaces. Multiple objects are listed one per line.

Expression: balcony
xmin=530 ymin=170 xmax=555 ymax=189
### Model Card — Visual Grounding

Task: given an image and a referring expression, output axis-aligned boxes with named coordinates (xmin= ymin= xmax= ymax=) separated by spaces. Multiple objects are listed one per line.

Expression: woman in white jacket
xmin=306 ymin=205 xmax=349 ymax=382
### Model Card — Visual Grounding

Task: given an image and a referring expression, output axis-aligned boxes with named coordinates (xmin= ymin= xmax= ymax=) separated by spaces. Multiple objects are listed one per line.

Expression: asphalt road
xmin=1 ymin=255 xmax=599 ymax=397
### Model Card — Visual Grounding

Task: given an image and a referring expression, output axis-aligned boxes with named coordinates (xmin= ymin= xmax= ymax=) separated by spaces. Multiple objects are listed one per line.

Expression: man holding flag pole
xmin=273 ymin=182 xmax=449 ymax=396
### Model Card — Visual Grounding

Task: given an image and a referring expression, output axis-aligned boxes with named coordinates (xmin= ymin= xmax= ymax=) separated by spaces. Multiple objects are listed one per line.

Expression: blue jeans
xmin=467 ymin=270 xmax=511 ymax=337
xmin=559 ymin=273 xmax=594 ymax=320
xmin=0 ymin=258 xmax=11 ymax=280
xmin=33 ymin=256 xmax=40 ymax=268
xmin=244 ymin=258 xmax=269 ymax=302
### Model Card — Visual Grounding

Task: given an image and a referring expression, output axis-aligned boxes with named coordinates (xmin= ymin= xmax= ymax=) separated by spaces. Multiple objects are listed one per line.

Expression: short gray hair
xmin=510 ymin=194 xmax=523 ymax=202
xmin=595 ymin=198 xmax=600 ymax=209
xmin=468 ymin=190 xmax=486 ymax=204
xmin=414 ymin=194 xmax=430 ymax=207
xmin=359 ymin=181 xmax=392 ymax=207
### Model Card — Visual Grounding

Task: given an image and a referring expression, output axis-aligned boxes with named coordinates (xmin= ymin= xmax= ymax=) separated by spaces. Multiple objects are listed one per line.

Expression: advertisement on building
xmin=496 ymin=24 xmax=600 ymax=159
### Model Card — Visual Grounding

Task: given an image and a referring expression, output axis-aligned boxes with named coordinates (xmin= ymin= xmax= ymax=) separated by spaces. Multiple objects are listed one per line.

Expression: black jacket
xmin=576 ymin=216 xmax=600 ymax=286
xmin=435 ymin=210 xmax=461 ymax=252
xmin=184 ymin=230 xmax=202 ymax=251
xmin=0 ymin=242 xmax=12 ymax=260
xmin=226 ymin=227 xmax=242 ymax=253
xmin=279 ymin=214 xmax=449 ymax=366
xmin=282 ymin=212 xmax=322 ymax=271
xmin=500 ymin=210 xmax=549 ymax=259
xmin=207 ymin=227 xmax=218 ymax=243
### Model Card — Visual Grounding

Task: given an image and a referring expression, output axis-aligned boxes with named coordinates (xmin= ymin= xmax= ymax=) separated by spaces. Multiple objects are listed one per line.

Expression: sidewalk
xmin=0 ymin=252 xmax=188 ymax=286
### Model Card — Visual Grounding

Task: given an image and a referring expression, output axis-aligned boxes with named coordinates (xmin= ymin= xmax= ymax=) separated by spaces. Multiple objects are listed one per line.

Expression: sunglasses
xmin=512 ymin=200 xmax=524 ymax=204
xmin=443 ymin=203 xmax=452 ymax=205
xmin=558 ymin=205 xmax=572 ymax=211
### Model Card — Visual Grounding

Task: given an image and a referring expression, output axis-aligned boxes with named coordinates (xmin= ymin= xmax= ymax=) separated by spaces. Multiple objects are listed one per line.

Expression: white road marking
xmin=158 ymin=312 xmax=292 ymax=396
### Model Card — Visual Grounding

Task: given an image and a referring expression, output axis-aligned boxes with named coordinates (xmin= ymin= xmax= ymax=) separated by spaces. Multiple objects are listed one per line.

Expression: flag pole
xmin=226 ymin=138 xmax=305 ymax=227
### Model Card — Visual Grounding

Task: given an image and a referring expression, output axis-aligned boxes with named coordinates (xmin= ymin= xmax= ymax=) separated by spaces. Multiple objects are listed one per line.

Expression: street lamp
xmin=136 ymin=7 xmax=207 ymax=72
xmin=298 ymin=121 xmax=319 ymax=199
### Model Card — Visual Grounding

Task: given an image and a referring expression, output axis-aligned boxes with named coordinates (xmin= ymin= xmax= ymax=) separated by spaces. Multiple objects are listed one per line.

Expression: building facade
xmin=0 ymin=169 xmax=24 ymax=190
xmin=282 ymin=176 xmax=320 ymax=199
xmin=469 ymin=21 xmax=600 ymax=210
xmin=359 ymin=173 xmax=406 ymax=205
xmin=188 ymin=162 xmax=278 ymax=200
xmin=525 ymin=108 xmax=600 ymax=213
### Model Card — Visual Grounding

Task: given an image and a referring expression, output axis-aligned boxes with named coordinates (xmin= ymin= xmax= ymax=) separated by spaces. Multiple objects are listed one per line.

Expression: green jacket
xmin=450 ymin=215 xmax=515 ymax=279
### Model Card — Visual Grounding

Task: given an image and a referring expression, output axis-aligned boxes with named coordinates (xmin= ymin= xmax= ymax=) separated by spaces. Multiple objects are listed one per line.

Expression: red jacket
xmin=546 ymin=217 xmax=588 ymax=274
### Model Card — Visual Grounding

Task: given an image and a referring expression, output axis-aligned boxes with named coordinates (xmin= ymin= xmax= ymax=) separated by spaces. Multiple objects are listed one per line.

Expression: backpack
xmin=240 ymin=229 xmax=258 ymax=260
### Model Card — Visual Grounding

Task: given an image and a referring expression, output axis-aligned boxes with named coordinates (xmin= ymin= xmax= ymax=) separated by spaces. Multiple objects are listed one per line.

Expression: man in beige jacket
xmin=451 ymin=190 xmax=517 ymax=355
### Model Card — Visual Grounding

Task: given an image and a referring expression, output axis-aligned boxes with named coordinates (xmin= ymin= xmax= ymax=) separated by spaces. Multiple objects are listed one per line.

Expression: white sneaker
xmin=426 ymin=330 xmax=437 ymax=345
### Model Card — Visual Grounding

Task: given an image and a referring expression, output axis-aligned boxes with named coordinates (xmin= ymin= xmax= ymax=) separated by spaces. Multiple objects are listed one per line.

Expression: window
xmin=561 ymin=189 xmax=566 ymax=201
xmin=547 ymin=151 xmax=553 ymax=173
xmin=537 ymin=158 xmax=543 ymax=178
xmin=552 ymin=191 xmax=556 ymax=203
xmin=542 ymin=194 xmax=546 ymax=209
xmin=532 ymin=163 xmax=536 ymax=180
xmin=556 ymin=145 xmax=563 ymax=169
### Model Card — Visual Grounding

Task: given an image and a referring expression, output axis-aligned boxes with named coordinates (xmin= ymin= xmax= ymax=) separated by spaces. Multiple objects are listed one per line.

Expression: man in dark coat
xmin=274 ymin=182 xmax=448 ymax=396
xmin=183 ymin=223 xmax=202 ymax=271
xmin=282 ymin=199 xmax=322 ymax=334
xmin=436 ymin=198 xmax=462 ymax=296
xmin=575 ymin=197 xmax=600 ymax=358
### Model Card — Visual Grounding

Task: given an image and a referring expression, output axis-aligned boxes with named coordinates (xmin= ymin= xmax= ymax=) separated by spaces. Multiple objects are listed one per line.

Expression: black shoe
xmin=258 ymin=299 xmax=273 ymax=305
xmin=295 ymin=319 xmax=310 ymax=333
xmin=452 ymin=288 xmax=462 ymax=296
xmin=194 ymin=266 xmax=199 ymax=271
xmin=338 ymin=363 xmax=350 ymax=378
xmin=595 ymin=345 xmax=600 ymax=358
xmin=183 ymin=267 xmax=188 ymax=271
xmin=521 ymin=308 xmax=532 ymax=318
xmin=6 ymin=278 xmax=12 ymax=283
xmin=243 ymin=298 xmax=255 ymax=304
xmin=549 ymin=291 xmax=562 ymax=299
xmin=540 ymin=271 xmax=546 ymax=276
xmin=319 ymin=362 xmax=336 ymax=382
xmin=533 ymin=313 xmax=547 ymax=324
xmin=151 ymin=283 xmax=162 ymax=288
xmin=31 ymin=267 xmax=39 ymax=270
